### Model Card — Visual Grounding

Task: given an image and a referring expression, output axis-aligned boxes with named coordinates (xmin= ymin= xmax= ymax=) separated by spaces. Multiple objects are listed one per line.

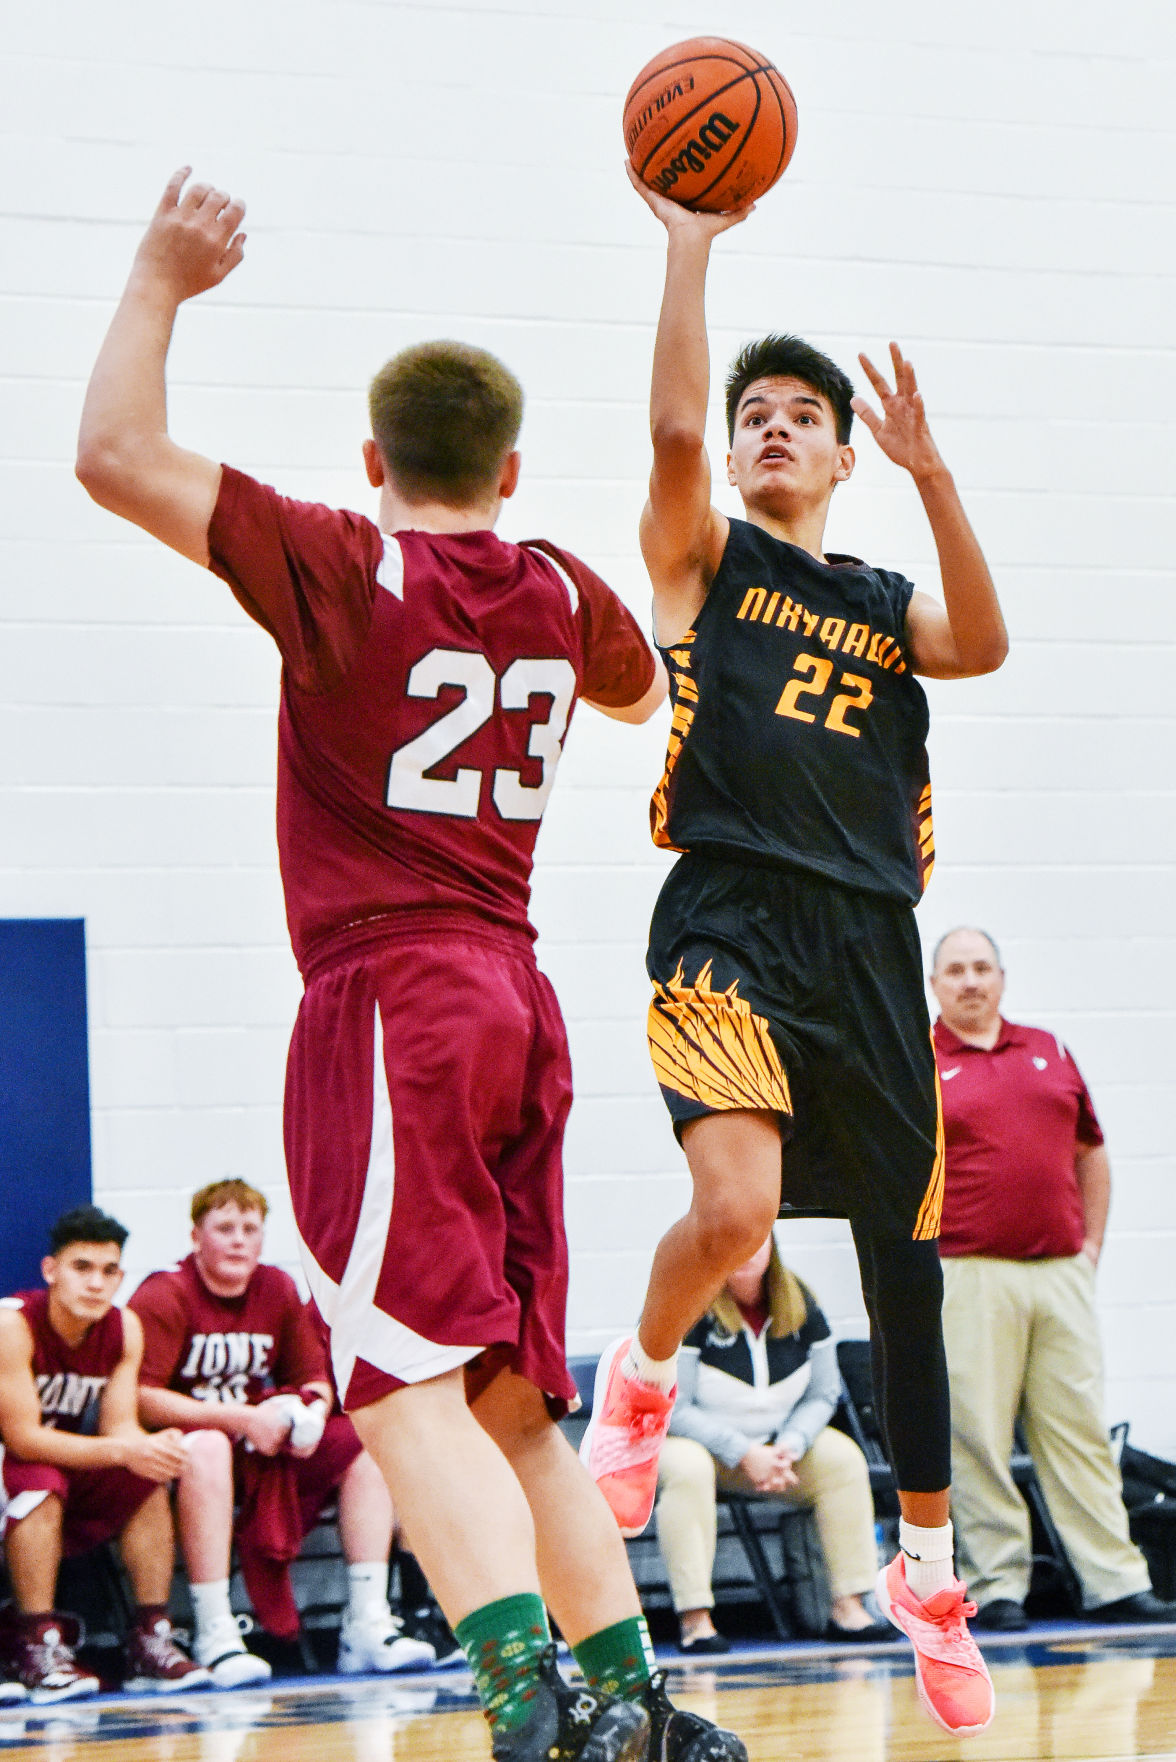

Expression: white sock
xmin=623 ymin=1335 xmax=677 ymax=1393
xmin=191 ymin=1579 xmax=234 ymax=1637
xmin=347 ymin=1562 xmax=390 ymax=1624
xmin=899 ymin=1520 xmax=955 ymax=1600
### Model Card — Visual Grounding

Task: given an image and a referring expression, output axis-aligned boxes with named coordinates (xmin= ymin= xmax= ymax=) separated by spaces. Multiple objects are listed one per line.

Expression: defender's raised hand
xmin=132 ymin=168 xmax=246 ymax=303
xmin=76 ymin=167 xmax=245 ymax=564
xmin=625 ymin=160 xmax=754 ymax=238
xmin=852 ymin=343 xmax=946 ymax=484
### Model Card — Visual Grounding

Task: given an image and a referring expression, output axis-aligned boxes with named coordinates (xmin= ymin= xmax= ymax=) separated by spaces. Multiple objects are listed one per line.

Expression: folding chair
xmin=832 ymin=1339 xmax=899 ymax=1518
xmin=834 ymin=1338 xmax=1082 ymax=1608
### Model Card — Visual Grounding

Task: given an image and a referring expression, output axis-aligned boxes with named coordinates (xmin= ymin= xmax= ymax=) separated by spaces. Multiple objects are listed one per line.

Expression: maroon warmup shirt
xmin=0 ymin=1289 xmax=124 ymax=1433
xmin=129 ymin=1256 xmax=329 ymax=1410
xmin=206 ymin=469 xmax=657 ymax=976
xmin=934 ymin=1018 xmax=1104 ymax=1260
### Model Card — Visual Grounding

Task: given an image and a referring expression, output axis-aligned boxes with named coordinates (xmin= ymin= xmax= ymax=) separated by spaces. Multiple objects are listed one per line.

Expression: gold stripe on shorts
xmin=648 ymin=959 xmax=793 ymax=1116
xmin=913 ymin=1045 xmax=946 ymax=1240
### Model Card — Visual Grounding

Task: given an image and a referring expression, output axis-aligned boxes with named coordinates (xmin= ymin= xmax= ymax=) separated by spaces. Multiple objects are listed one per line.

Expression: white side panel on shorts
xmin=295 ymin=1003 xmax=482 ymax=1399
xmin=0 ymin=1480 xmax=50 ymax=1536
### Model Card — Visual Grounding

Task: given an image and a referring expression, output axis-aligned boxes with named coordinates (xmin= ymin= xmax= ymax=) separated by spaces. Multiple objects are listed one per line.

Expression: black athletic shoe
xmin=491 ymin=1645 xmax=649 ymax=1762
xmin=677 ymin=1632 xmax=730 ymax=1656
xmin=402 ymin=1604 xmax=464 ymax=1668
xmin=640 ymin=1670 xmax=748 ymax=1762
xmin=1088 ymin=1592 xmax=1176 ymax=1625
xmin=825 ymin=1617 xmax=903 ymax=1642
xmin=971 ymin=1599 xmax=1028 ymax=1633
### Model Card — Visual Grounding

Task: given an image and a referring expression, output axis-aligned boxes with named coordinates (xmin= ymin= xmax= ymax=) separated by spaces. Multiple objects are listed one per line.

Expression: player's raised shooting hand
xmin=852 ymin=344 xmax=947 ymax=485
xmin=130 ymin=168 xmax=246 ymax=305
xmin=625 ymin=161 xmax=754 ymax=239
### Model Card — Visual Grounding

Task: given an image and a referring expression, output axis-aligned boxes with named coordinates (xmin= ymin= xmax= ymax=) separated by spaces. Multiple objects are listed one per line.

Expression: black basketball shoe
xmin=401 ymin=1601 xmax=464 ymax=1668
xmin=491 ymin=1645 xmax=649 ymax=1762
xmin=640 ymin=1670 xmax=748 ymax=1762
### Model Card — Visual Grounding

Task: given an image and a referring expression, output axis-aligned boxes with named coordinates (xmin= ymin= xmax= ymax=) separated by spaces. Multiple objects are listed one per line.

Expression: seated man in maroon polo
xmin=129 ymin=1179 xmax=431 ymax=1684
xmin=0 ymin=1205 xmax=211 ymax=1702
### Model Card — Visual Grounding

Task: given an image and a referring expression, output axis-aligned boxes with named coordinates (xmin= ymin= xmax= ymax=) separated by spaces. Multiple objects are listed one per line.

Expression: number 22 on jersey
xmin=386 ymin=646 xmax=576 ymax=821
xmin=776 ymin=652 xmax=874 ymax=739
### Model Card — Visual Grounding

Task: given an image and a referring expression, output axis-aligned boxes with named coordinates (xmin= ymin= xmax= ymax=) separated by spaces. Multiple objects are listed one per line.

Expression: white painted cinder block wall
xmin=2 ymin=1 xmax=1173 ymax=1452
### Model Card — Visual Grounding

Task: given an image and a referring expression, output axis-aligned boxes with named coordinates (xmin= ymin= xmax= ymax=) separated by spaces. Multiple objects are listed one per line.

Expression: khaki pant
xmin=942 ymin=1254 xmax=1150 ymax=1610
xmin=654 ymin=1426 xmax=878 ymax=1613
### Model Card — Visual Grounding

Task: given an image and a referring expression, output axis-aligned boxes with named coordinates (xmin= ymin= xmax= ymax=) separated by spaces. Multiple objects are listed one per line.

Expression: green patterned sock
xmin=454 ymin=1594 xmax=551 ymax=1735
xmin=573 ymin=1614 xmax=656 ymax=1699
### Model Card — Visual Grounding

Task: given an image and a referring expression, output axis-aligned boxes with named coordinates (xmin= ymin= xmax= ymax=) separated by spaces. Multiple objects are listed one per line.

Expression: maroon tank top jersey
xmin=0 ymin=1289 xmax=123 ymax=1433
xmin=207 ymin=468 xmax=656 ymax=974
xmin=129 ymin=1256 xmax=328 ymax=1408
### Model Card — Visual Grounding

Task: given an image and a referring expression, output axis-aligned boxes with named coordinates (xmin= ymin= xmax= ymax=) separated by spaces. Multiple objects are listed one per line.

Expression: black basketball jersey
xmin=651 ymin=518 xmax=934 ymax=903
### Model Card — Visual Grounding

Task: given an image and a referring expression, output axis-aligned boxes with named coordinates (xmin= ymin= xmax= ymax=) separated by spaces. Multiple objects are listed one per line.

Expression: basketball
xmin=623 ymin=37 xmax=798 ymax=213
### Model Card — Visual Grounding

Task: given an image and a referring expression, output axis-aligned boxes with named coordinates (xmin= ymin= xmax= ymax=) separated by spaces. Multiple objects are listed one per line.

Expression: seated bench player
xmin=0 ymin=1206 xmax=210 ymax=1701
xmin=129 ymin=1179 xmax=432 ymax=1683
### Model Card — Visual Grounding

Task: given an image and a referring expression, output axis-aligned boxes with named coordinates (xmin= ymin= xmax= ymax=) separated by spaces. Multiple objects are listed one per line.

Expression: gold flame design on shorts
xmin=647 ymin=959 xmax=792 ymax=1115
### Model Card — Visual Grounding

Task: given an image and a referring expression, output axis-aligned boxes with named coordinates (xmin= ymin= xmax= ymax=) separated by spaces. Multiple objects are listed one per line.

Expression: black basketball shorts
xmin=646 ymin=853 xmax=944 ymax=1240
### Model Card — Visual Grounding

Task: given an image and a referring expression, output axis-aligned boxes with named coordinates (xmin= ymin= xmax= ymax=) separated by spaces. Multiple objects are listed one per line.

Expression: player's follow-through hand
xmin=132 ymin=168 xmax=247 ymax=303
xmin=625 ymin=160 xmax=754 ymax=238
xmin=851 ymin=343 xmax=947 ymax=484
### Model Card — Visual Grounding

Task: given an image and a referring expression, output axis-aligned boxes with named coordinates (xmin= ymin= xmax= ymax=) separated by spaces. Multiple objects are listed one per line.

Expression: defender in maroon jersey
xmin=77 ymin=170 xmax=745 ymax=1759
xmin=0 ymin=1207 xmax=209 ymax=1701
xmin=130 ymin=1179 xmax=431 ymax=1682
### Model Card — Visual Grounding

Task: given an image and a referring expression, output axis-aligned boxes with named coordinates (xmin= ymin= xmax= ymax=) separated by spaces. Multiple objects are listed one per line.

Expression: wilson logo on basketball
xmin=649 ymin=112 xmax=740 ymax=195
xmin=624 ymin=37 xmax=797 ymax=212
xmin=624 ymin=76 xmax=696 ymax=153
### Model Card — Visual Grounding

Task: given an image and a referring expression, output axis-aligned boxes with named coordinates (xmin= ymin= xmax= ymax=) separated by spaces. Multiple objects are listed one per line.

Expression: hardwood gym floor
xmin=1 ymin=1626 xmax=1174 ymax=1761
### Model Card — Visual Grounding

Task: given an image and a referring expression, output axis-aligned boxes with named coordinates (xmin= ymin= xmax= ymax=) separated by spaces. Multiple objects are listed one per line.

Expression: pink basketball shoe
xmin=579 ymin=1338 xmax=675 ymax=1537
xmin=876 ymin=1553 xmax=995 ymax=1735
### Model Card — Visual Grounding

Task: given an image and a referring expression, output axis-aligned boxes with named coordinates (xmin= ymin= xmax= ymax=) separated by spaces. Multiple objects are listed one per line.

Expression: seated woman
xmin=655 ymin=1231 xmax=894 ymax=1652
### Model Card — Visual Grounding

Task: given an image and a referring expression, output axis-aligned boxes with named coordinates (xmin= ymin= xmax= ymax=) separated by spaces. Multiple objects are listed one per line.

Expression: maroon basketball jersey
xmin=129 ymin=1255 xmax=328 ymax=1409
xmin=207 ymin=468 xmax=656 ymax=973
xmin=0 ymin=1289 xmax=124 ymax=1434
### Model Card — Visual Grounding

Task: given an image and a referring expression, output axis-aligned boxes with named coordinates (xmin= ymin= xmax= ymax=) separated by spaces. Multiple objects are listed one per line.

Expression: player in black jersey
xmin=582 ymin=170 xmax=1008 ymax=1738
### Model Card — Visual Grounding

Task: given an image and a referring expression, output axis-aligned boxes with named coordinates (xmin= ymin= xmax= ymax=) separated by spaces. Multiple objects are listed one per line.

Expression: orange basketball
xmin=623 ymin=37 xmax=798 ymax=213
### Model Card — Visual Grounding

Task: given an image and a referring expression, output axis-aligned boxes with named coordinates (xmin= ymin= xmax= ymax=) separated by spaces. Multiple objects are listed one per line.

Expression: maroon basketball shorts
xmin=0 ymin=1454 xmax=156 ymax=1554
xmin=285 ymin=921 xmax=577 ymax=1413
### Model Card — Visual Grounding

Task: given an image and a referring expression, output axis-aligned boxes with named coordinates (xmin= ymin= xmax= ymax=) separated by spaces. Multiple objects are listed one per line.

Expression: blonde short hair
xmin=368 ymin=340 xmax=523 ymax=507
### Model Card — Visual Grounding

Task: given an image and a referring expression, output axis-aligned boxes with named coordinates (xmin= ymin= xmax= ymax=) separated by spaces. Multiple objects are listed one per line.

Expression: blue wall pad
xmin=0 ymin=919 xmax=93 ymax=1294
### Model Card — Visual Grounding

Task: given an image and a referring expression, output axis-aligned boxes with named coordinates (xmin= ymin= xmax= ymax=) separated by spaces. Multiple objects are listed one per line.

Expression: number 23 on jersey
xmin=386 ymin=646 xmax=576 ymax=822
